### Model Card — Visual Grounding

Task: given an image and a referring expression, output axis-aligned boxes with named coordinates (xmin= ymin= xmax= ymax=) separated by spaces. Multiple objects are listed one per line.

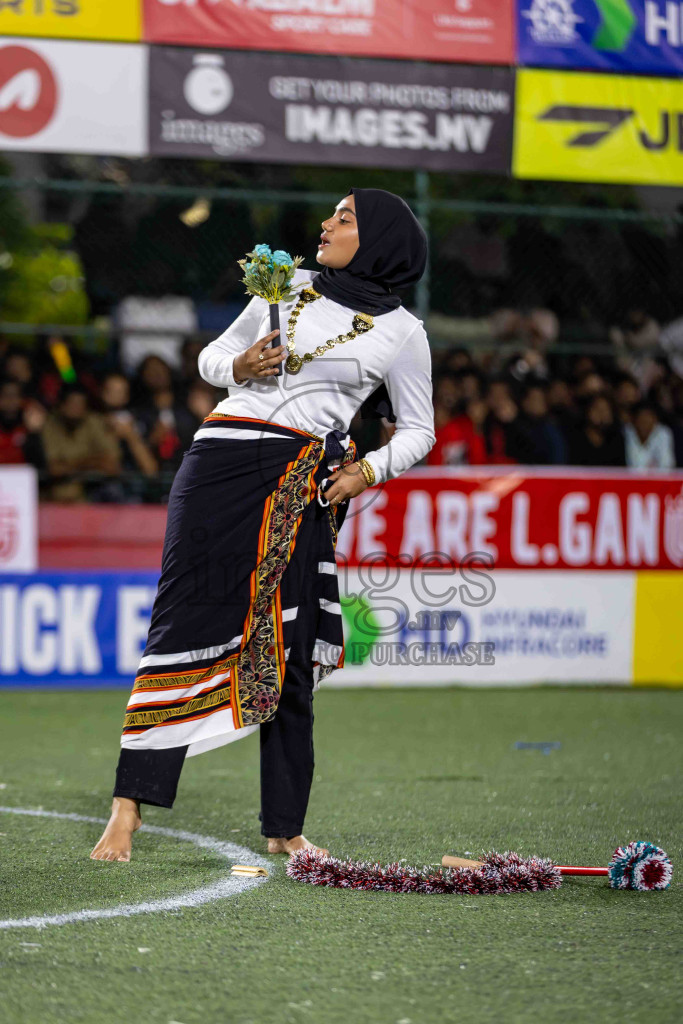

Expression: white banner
xmin=334 ymin=569 xmax=635 ymax=686
xmin=0 ymin=466 xmax=37 ymax=574
xmin=0 ymin=568 xmax=642 ymax=686
xmin=0 ymin=38 xmax=146 ymax=155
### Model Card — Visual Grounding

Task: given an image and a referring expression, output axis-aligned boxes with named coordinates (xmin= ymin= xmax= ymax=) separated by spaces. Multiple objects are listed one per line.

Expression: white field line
xmin=0 ymin=806 xmax=270 ymax=930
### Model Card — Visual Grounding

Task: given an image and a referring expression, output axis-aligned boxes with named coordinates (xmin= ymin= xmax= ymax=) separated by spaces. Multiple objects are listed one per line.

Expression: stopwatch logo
xmin=523 ymin=0 xmax=583 ymax=44
xmin=183 ymin=54 xmax=233 ymax=116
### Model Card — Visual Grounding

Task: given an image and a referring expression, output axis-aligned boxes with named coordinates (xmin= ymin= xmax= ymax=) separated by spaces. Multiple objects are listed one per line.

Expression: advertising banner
xmin=3 ymin=471 xmax=681 ymax=688
xmin=633 ymin=571 xmax=683 ymax=685
xmin=337 ymin=469 xmax=683 ymax=571
xmin=148 ymin=46 xmax=514 ymax=172
xmin=143 ymin=0 xmax=514 ymax=66
xmin=337 ymin=569 xmax=636 ymax=685
xmin=0 ymin=568 xmax=638 ymax=687
xmin=517 ymin=0 xmax=683 ymax=77
xmin=0 ymin=572 xmax=157 ymax=687
xmin=513 ymin=67 xmax=683 ymax=187
xmin=0 ymin=467 xmax=37 ymax=574
xmin=0 ymin=1 xmax=141 ymax=43
xmin=0 ymin=39 xmax=147 ymax=156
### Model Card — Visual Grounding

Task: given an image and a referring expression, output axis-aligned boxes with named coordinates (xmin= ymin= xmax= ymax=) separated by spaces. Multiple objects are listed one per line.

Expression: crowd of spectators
xmin=428 ymin=347 xmax=682 ymax=470
xmin=0 ymin=337 xmax=220 ymax=501
xmin=1 ymin=311 xmax=682 ymax=503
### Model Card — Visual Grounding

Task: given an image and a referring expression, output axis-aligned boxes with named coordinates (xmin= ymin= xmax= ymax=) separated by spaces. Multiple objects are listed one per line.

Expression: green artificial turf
xmin=1 ymin=687 xmax=681 ymax=1024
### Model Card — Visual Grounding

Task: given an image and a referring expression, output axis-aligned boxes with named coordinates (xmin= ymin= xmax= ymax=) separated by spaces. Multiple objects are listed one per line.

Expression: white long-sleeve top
xmin=198 ymin=270 xmax=435 ymax=482
xmin=625 ymin=423 xmax=676 ymax=469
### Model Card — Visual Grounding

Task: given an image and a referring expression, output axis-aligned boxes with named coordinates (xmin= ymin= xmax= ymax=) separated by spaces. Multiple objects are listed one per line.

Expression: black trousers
xmin=113 ymin=619 xmax=317 ymax=838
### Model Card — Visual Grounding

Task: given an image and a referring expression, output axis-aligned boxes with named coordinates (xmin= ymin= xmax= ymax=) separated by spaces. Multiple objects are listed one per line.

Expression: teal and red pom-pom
xmin=607 ymin=842 xmax=672 ymax=890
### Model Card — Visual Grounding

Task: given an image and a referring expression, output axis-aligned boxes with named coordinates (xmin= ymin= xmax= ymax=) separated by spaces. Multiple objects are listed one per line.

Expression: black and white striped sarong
xmin=120 ymin=414 xmax=351 ymax=758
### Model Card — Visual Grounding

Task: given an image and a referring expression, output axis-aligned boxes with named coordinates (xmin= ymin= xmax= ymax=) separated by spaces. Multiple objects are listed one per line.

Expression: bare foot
xmin=90 ymin=797 xmax=142 ymax=862
xmin=267 ymin=834 xmax=329 ymax=857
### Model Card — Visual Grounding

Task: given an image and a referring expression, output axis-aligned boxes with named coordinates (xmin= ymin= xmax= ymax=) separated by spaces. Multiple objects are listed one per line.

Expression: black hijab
xmin=312 ymin=187 xmax=428 ymax=423
xmin=313 ymin=187 xmax=428 ymax=316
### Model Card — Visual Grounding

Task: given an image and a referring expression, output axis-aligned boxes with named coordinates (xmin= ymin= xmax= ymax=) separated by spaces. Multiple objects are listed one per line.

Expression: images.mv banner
xmin=148 ymin=47 xmax=514 ymax=173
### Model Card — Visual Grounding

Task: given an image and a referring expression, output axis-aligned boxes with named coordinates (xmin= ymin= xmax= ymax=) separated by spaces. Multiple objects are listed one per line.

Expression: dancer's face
xmin=317 ymin=195 xmax=360 ymax=269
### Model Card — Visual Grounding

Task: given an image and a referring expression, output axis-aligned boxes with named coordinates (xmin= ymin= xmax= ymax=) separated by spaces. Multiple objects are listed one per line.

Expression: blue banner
xmin=517 ymin=1 xmax=683 ymax=76
xmin=0 ymin=572 xmax=159 ymax=688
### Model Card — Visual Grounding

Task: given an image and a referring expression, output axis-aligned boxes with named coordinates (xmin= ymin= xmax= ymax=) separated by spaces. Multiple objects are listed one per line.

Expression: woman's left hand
xmin=323 ymin=462 xmax=370 ymax=507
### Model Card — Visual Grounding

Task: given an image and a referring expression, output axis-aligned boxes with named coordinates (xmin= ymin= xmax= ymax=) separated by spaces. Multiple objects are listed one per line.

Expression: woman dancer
xmin=91 ymin=188 xmax=436 ymax=862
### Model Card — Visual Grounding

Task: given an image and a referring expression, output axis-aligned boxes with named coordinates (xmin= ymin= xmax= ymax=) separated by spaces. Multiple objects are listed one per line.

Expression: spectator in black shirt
xmin=100 ymin=373 xmax=158 ymax=479
xmin=179 ymin=337 xmax=204 ymax=397
xmin=3 ymin=350 xmax=39 ymax=401
xmin=443 ymin=346 xmax=474 ymax=374
xmin=133 ymin=355 xmax=197 ymax=472
xmin=483 ymin=378 xmax=522 ymax=465
xmin=614 ymin=374 xmax=641 ymax=427
xmin=649 ymin=379 xmax=683 ymax=467
xmin=568 ymin=393 xmax=626 ymax=466
xmin=512 ymin=383 xmax=567 ymax=465
xmin=547 ymin=376 xmax=579 ymax=437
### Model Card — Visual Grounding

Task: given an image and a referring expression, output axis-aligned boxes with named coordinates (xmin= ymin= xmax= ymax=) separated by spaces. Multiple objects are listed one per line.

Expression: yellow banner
xmin=514 ymin=68 xmax=683 ymax=188
xmin=0 ymin=1 xmax=140 ymax=42
xmin=632 ymin=572 xmax=683 ymax=687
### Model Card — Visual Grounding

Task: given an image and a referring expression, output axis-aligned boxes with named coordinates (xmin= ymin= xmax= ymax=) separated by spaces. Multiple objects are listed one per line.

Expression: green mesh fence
xmin=2 ymin=158 xmax=682 ymax=355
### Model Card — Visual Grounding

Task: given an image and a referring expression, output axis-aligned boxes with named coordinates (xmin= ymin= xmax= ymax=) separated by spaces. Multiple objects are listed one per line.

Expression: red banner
xmin=337 ymin=469 xmax=683 ymax=570
xmin=142 ymin=0 xmax=513 ymax=65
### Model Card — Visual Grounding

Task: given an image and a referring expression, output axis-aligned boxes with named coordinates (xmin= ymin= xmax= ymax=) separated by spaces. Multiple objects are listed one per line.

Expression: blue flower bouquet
xmin=238 ymin=245 xmax=304 ymax=377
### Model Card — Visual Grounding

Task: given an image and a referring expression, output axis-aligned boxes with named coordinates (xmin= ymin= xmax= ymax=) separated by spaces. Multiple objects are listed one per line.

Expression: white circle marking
xmin=0 ymin=806 xmax=269 ymax=930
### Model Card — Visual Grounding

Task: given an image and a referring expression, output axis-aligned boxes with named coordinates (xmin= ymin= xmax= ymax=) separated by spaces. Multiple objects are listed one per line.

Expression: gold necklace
xmin=284 ymin=287 xmax=375 ymax=375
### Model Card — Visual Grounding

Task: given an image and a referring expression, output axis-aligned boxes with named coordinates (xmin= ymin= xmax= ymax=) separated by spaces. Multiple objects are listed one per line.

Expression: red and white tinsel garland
xmin=287 ymin=849 xmax=562 ymax=895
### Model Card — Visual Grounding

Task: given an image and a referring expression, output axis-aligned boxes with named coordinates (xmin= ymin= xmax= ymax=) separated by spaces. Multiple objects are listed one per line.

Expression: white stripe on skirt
xmin=194 ymin=427 xmax=295 ymax=443
xmin=137 ymin=610 xmax=296 ymax=676
xmin=138 ymin=636 xmax=242 ymax=670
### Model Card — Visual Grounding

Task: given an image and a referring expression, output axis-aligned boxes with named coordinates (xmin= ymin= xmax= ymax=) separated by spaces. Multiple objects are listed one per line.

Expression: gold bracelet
xmin=358 ymin=458 xmax=376 ymax=487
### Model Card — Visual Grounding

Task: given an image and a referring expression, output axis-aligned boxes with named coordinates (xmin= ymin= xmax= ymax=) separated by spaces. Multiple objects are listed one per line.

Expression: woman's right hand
xmin=233 ymin=330 xmax=286 ymax=383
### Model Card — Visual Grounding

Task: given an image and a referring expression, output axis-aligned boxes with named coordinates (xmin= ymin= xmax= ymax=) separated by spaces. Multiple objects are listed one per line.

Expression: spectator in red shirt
xmin=432 ymin=372 xmax=461 ymax=431
xmin=428 ymin=397 xmax=487 ymax=466
xmin=0 ymin=379 xmax=45 ymax=466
